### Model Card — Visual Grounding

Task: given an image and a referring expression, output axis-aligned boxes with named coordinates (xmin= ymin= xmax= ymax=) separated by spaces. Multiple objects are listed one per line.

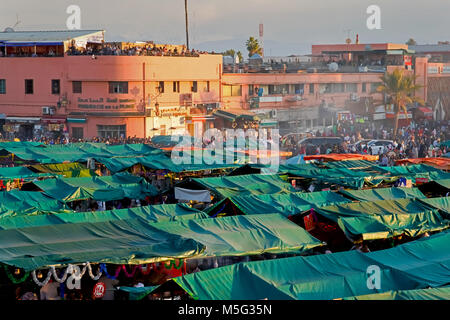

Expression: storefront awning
xmin=41 ymin=118 xmax=66 ymax=124
xmin=6 ymin=117 xmax=40 ymax=123
xmin=418 ymin=107 xmax=433 ymax=115
xmin=67 ymin=118 xmax=86 ymax=123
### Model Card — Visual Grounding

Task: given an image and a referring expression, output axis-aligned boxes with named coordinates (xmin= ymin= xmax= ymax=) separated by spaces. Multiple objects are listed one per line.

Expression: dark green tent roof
xmin=0 ymin=203 xmax=207 ymax=230
xmin=168 ymin=230 xmax=450 ymax=300
xmin=0 ymin=213 xmax=322 ymax=271
xmin=0 ymin=190 xmax=71 ymax=218
xmin=419 ymin=197 xmax=450 ymax=215
xmin=0 ymin=218 xmax=205 ymax=271
xmin=315 ymin=198 xmax=450 ymax=240
xmin=0 ymin=143 xmax=162 ymax=164
xmin=339 ymin=187 xmax=426 ymax=202
xmin=342 ymin=286 xmax=450 ymax=300
xmin=32 ymin=172 xmax=159 ymax=202
xmin=191 ymin=174 xmax=295 ymax=198
xmin=229 ymin=190 xmax=351 ymax=217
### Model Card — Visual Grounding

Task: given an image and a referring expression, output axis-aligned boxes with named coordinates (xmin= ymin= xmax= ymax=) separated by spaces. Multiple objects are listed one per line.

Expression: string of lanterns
xmin=3 ymin=260 xmax=185 ymax=286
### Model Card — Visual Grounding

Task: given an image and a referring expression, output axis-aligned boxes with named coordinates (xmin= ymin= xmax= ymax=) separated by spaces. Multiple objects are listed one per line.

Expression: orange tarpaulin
xmin=395 ymin=158 xmax=450 ymax=171
xmin=303 ymin=154 xmax=379 ymax=162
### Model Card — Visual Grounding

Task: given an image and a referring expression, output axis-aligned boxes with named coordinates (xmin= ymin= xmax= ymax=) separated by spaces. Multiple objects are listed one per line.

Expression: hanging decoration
xmin=3 ymin=265 xmax=30 ymax=284
xmin=31 ymin=269 xmax=53 ymax=287
xmin=164 ymin=259 xmax=184 ymax=270
xmin=50 ymin=265 xmax=73 ymax=283
xmin=29 ymin=262 xmax=166 ymax=286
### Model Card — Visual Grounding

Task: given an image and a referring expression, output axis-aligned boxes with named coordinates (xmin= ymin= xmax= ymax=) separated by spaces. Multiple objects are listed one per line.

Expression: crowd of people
xmin=67 ymin=43 xmax=213 ymax=57
xmin=283 ymin=119 xmax=449 ymax=164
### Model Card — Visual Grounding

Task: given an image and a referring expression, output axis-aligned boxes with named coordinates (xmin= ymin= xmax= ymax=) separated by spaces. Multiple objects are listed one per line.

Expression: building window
xmin=97 ymin=125 xmax=126 ymax=139
xmin=192 ymin=81 xmax=198 ymax=93
xmin=309 ymin=84 xmax=314 ymax=94
xmin=0 ymin=79 xmax=5 ymax=94
xmin=371 ymin=82 xmax=381 ymax=93
xmin=51 ymin=79 xmax=60 ymax=95
xmin=223 ymin=85 xmax=242 ymax=97
xmin=206 ymin=81 xmax=210 ymax=93
xmin=345 ymin=83 xmax=358 ymax=93
xmin=319 ymin=84 xmax=332 ymax=94
xmin=158 ymin=81 xmax=165 ymax=93
xmin=25 ymin=79 xmax=34 ymax=94
xmin=294 ymin=84 xmax=304 ymax=94
xmin=73 ymin=81 xmax=82 ymax=94
xmin=362 ymin=83 xmax=367 ymax=93
xmin=109 ymin=82 xmax=128 ymax=94
xmin=173 ymin=81 xmax=180 ymax=93
xmin=72 ymin=127 xmax=84 ymax=139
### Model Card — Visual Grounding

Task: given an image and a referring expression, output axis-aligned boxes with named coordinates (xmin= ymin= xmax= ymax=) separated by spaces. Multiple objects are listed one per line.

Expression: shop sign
xmin=92 ymin=282 xmax=106 ymax=299
xmin=78 ymin=98 xmax=136 ymax=110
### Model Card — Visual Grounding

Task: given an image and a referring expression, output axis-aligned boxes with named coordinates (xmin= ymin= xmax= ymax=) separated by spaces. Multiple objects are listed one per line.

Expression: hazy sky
xmin=1 ymin=0 xmax=449 ymax=55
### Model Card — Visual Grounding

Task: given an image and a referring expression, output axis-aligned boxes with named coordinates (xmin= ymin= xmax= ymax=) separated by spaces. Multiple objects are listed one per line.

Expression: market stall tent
xmin=163 ymin=230 xmax=450 ymax=300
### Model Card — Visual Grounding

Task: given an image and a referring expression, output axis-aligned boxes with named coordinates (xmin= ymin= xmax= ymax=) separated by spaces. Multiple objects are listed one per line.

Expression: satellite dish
xmin=4 ymin=27 xmax=14 ymax=32
xmin=328 ymin=62 xmax=339 ymax=72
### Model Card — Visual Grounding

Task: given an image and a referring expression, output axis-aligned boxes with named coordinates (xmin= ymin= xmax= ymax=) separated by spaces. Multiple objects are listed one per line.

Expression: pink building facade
xmin=0 ymin=54 xmax=222 ymax=139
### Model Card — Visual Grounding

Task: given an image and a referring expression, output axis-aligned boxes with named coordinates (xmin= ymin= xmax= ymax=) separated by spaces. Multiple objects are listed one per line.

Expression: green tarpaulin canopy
xmin=0 ymin=213 xmax=322 ymax=271
xmin=118 ymin=286 xmax=158 ymax=300
xmin=0 ymin=203 xmax=207 ymax=230
xmin=151 ymin=214 xmax=323 ymax=258
xmin=339 ymin=187 xmax=426 ymax=202
xmin=314 ymin=198 xmax=450 ymax=240
xmin=281 ymin=167 xmax=390 ymax=189
xmin=0 ymin=143 xmax=163 ymax=164
xmin=342 ymin=286 xmax=450 ymax=300
xmin=0 ymin=166 xmax=57 ymax=180
xmin=32 ymin=172 xmax=159 ymax=202
xmin=0 ymin=218 xmax=206 ymax=271
xmin=30 ymin=162 xmax=97 ymax=177
xmin=169 ymin=230 xmax=450 ymax=300
xmin=433 ymin=179 xmax=450 ymax=189
xmin=419 ymin=197 xmax=450 ymax=215
xmin=228 ymin=190 xmax=351 ymax=217
xmin=0 ymin=190 xmax=71 ymax=218
xmin=190 ymin=174 xmax=295 ymax=198
xmin=373 ymin=164 xmax=450 ymax=182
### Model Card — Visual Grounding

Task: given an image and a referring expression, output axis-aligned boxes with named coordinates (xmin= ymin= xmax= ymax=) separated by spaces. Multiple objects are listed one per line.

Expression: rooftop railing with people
xmin=65 ymin=44 xmax=217 ymax=58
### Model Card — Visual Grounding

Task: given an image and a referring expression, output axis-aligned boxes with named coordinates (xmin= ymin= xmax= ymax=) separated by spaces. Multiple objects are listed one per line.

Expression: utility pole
xmin=185 ymin=0 xmax=190 ymax=50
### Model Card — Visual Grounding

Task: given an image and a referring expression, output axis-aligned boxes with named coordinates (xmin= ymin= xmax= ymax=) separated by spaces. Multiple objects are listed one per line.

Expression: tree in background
xmin=377 ymin=69 xmax=423 ymax=137
xmin=223 ymin=49 xmax=236 ymax=58
xmin=246 ymin=37 xmax=262 ymax=57
xmin=406 ymin=38 xmax=417 ymax=45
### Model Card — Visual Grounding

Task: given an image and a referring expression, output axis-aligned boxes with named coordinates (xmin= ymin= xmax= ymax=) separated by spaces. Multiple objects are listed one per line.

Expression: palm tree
xmin=377 ymin=69 xmax=423 ymax=137
xmin=223 ymin=49 xmax=236 ymax=58
xmin=236 ymin=51 xmax=243 ymax=63
xmin=246 ymin=37 xmax=262 ymax=57
xmin=406 ymin=38 xmax=417 ymax=46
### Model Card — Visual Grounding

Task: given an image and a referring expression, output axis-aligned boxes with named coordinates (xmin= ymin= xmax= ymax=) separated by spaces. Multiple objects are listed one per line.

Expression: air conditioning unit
xmin=42 ymin=107 xmax=50 ymax=115
xmin=350 ymin=93 xmax=359 ymax=101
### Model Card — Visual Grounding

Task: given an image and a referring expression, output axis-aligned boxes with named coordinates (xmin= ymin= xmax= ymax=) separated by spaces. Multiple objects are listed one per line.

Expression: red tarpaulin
xmin=303 ymin=154 xmax=379 ymax=162
xmin=395 ymin=157 xmax=450 ymax=171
